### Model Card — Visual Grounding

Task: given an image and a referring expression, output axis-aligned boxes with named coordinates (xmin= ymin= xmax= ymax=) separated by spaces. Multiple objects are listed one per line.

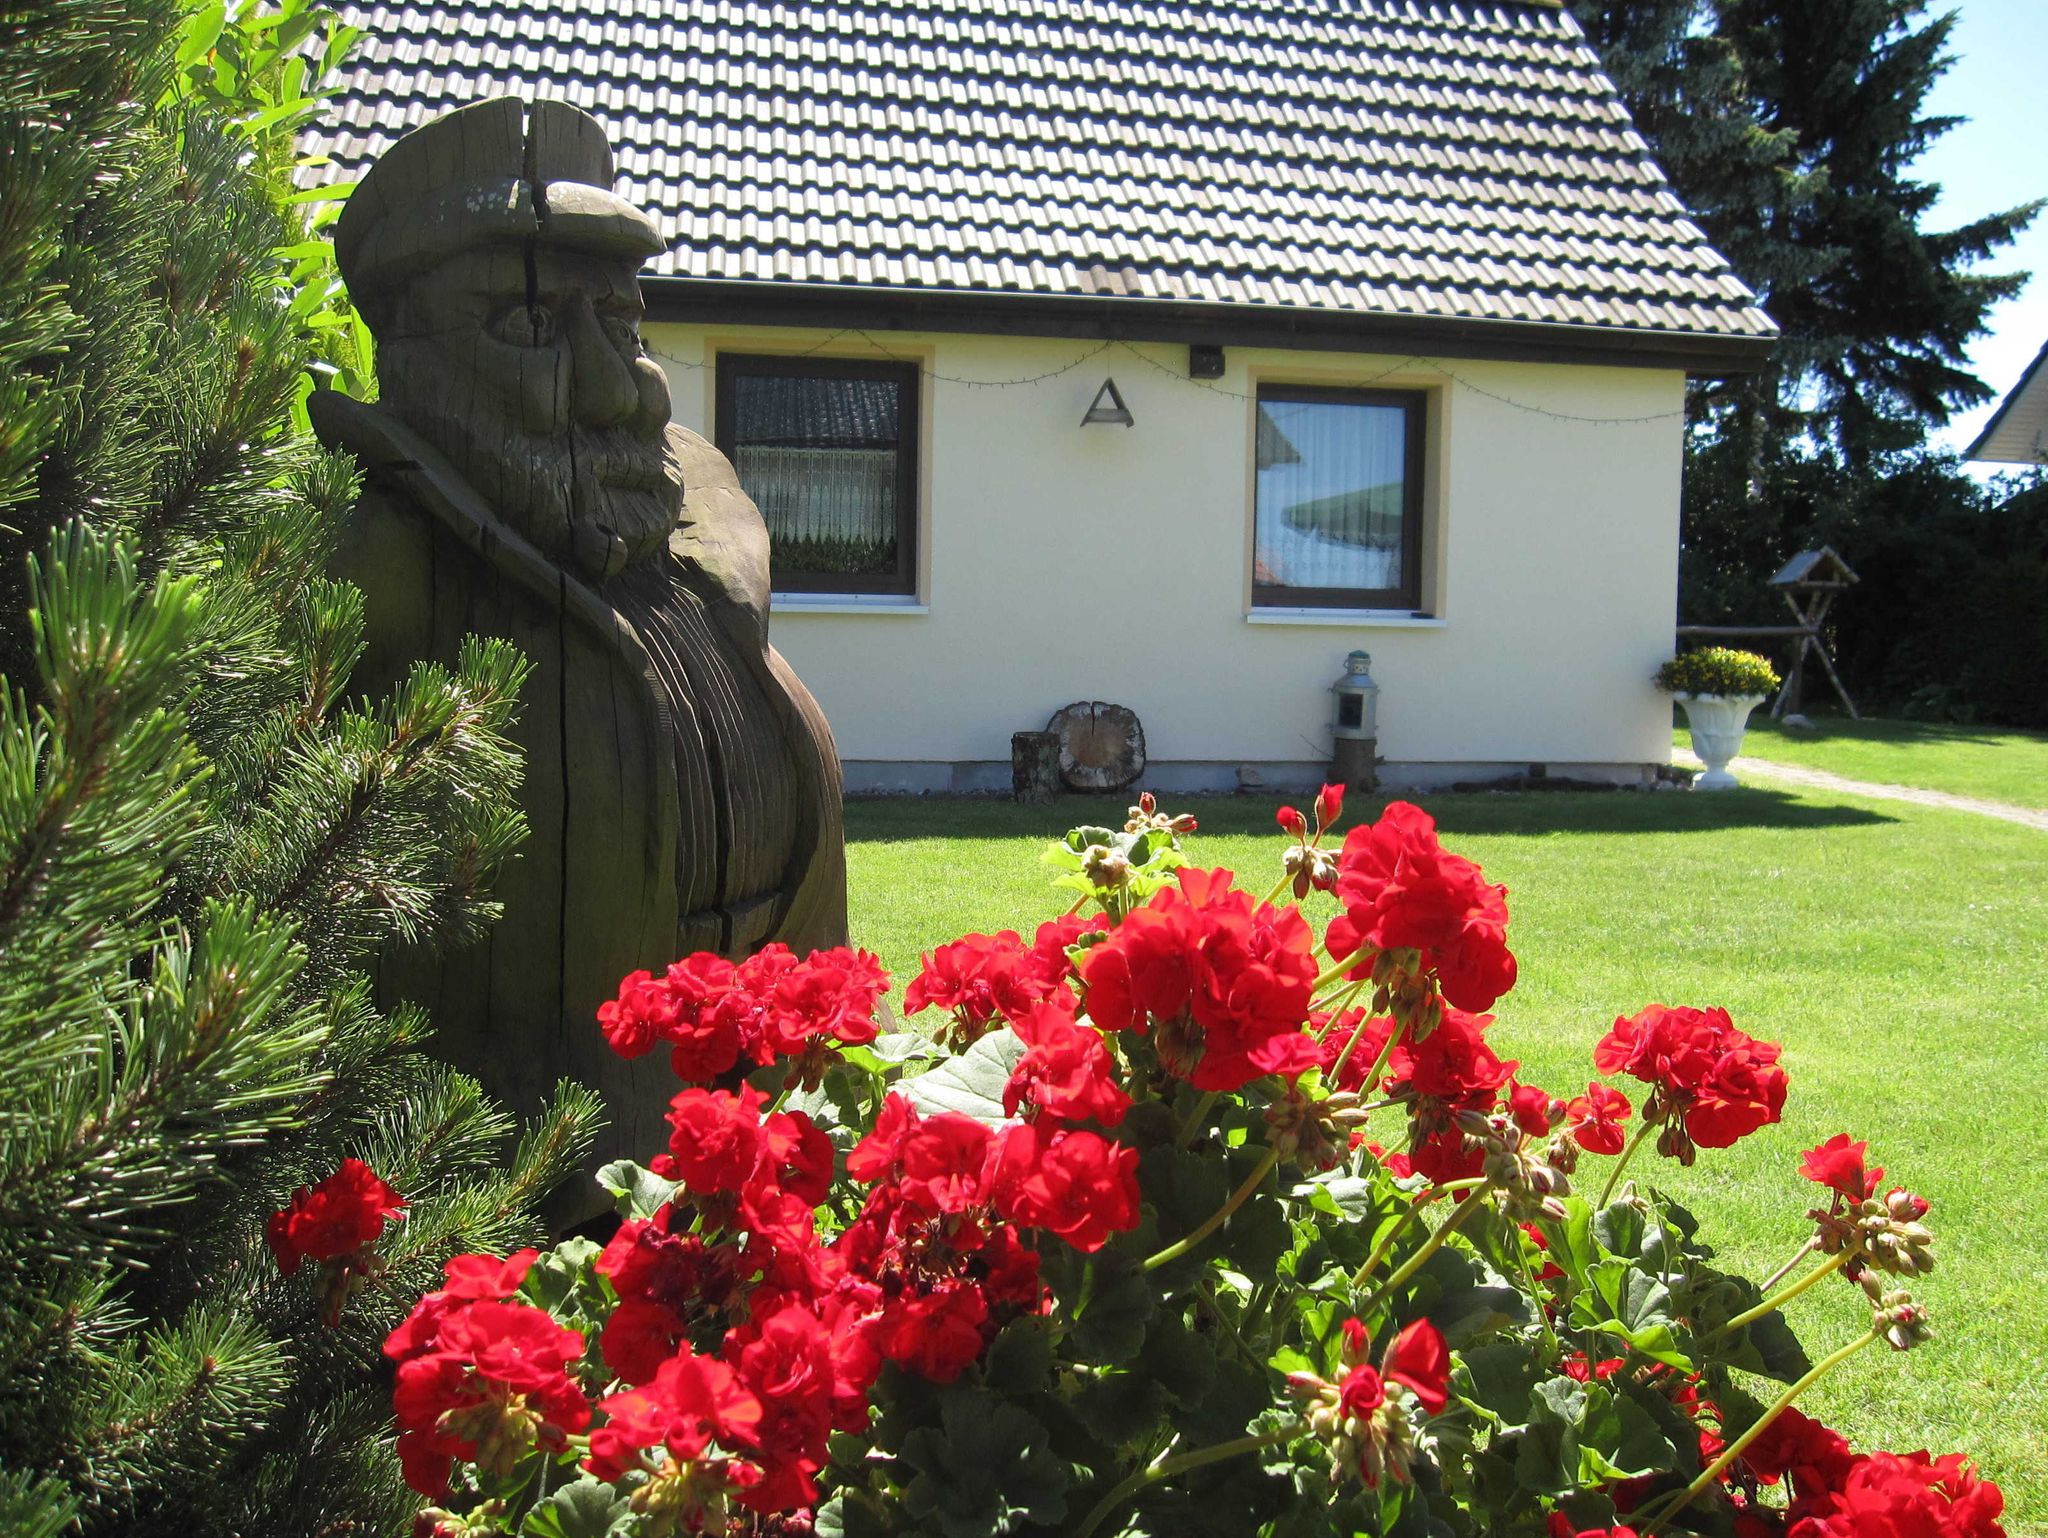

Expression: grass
xmin=1672 ymin=710 xmax=2048 ymax=809
xmin=845 ymin=787 xmax=2048 ymax=1529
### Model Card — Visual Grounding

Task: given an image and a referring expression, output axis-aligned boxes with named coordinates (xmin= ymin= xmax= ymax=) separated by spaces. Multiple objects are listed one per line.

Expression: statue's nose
xmin=566 ymin=297 xmax=640 ymax=427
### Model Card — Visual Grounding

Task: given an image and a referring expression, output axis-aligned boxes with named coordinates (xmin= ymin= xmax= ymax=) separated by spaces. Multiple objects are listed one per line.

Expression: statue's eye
xmin=598 ymin=312 xmax=642 ymax=352
xmin=489 ymin=303 xmax=556 ymax=347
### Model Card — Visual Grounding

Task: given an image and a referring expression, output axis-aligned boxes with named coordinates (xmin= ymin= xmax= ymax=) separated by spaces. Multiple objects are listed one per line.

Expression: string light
xmin=649 ymin=326 xmax=1683 ymax=426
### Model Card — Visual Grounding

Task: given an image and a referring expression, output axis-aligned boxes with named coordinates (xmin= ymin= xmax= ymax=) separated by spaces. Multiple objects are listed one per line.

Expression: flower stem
xmin=1174 ymin=1090 xmax=1220 ymax=1151
xmin=1312 ymin=950 xmax=1369 ymax=994
xmin=1759 ymin=1237 xmax=1820 ymax=1294
xmin=1070 ymin=1422 xmax=1306 ymax=1538
xmin=1639 ymin=1327 xmax=1882 ymax=1534
xmin=1261 ymin=869 xmax=1294 ymax=908
xmin=1332 ymin=1013 xmax=1403 ymax=1097
xmin=1508 ymin=1215 xmax=1561 ymax=1355
xmin=1355 ymin=1186 xmax=1488 ymax=1307
xmin=1702 ymin=1249 xmax=1852 ymax=1345
xmin=1142 ymin=1148 xmax=1283 ymax=1273
xmin=1597 ymin=1119 xmax=1656 ymax=1206
xmin=1353 ymin=1178 xmax=1485 ymax=1284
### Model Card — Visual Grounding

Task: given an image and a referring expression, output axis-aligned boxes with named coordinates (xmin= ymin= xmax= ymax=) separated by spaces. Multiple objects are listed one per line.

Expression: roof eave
xmin=1964 ymin=339 xmax=2048 ymax=463
xmin=641 ymin=278 xmax=1778 ymax=379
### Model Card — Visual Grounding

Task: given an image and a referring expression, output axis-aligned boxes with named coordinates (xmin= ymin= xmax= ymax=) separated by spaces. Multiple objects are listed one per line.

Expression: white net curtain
xmin=731 ymin=372 xmax=904 ymax=578
xmin=1253 ymin=398 xmax=1408 ymax=597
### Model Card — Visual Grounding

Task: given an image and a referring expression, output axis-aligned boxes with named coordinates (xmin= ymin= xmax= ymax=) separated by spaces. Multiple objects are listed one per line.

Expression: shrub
xmin=385 ymin=793 xmax=2001 ymax=1538
xmin=1655 ymin=647 xmax=1782 ymax=698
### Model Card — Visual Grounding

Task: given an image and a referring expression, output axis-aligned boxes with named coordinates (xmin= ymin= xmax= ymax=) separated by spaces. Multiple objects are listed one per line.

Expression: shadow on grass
xmin=843 ymin=787 xmax=1894 ymax=843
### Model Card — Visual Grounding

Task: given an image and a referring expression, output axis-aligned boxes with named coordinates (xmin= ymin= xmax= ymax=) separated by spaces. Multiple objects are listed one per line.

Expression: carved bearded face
xmin=376 ymin=243 xmax=683 ymax=573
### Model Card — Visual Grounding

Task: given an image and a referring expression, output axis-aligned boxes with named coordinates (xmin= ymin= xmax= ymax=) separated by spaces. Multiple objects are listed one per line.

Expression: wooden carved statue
xmin=310 ymin=98 xmax=847 ymax=1203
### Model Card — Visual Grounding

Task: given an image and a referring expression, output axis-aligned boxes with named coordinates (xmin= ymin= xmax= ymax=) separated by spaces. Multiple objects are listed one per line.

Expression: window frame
xmin=714 ymin=351 xmax=922 ymax=598
xmin=1250 ymin=383 xmax=1428 ymax=613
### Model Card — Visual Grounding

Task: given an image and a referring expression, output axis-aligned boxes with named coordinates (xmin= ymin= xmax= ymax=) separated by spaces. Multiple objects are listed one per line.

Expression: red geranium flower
xmin=904 ymin=930 xmax=1064 ymax=1045
xmin=987 ymin=1120 xmax=1140 ymax=1253
xmin=387 ymin=1295 xmax=589 ymax=1497
xmin=266 ymin=1157 xmax=406 ymax=1277
xmin=1784 ymin=1449 xmax=2005 ymax=1538
xmin=585 ymin=1345 xmax=763 ymax=1484
xmin=1549 ymin=1519 xmax=1640 ymax=1538
xmin=1567 ymin=1081 xmax=1634 ymax=1155
xmin=1336 ymin=1317 xmax=1451 ymax=1417
xmin=1003 ymin=999 xmax=1131 ymax=1127
xmin=1799 ymin=1134 xmax=1883 ymax=1202
xmin=1739 ymin=1407 xmax=1854 ymax=1493
xmin=1324 ymin=802 xmax=1517 ymax=1011
xmin=1078 ymin=867 xmax=1319 ymax=1092
xmin=1593 ymin=1004 xmax=1786 ymax=1158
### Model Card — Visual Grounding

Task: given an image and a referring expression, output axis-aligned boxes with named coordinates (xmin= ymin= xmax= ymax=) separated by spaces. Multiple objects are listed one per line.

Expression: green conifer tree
xmin=0 ymin=3 xmax=597 ymax=1532
xmin=1569 ymin=0 xmax=2039 ymax=629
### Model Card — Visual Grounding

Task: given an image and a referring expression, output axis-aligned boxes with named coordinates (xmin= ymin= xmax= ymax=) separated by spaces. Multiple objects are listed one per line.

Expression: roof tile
xmin=307 ymin=0 xmax=1773 ymax=340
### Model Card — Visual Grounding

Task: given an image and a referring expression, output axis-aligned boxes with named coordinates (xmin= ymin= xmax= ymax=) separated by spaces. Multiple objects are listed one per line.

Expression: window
xmin=1251 ymin=385 xmax=1426 ymax=611
xmin=715 ymin=354 xmax=919 ymax=596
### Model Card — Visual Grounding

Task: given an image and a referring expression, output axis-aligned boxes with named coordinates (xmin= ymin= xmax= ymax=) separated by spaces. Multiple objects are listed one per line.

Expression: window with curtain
xmin=1252 ymin=386 xmax=1426 ymax=611
xmin=715 ymin=354 xmax=920 ymax=596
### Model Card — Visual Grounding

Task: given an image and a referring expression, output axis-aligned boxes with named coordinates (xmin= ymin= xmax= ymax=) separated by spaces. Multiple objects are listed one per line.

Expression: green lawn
xmin=1673 ymin=710 xmax=2048 ymax=809
xmin=845 ymin=787 xmax=2048 ymax=1529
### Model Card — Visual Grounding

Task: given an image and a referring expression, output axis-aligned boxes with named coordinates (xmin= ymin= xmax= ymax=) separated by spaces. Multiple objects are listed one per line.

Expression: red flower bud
xmin=1315 ymin=782 xmax=1345 ymax=831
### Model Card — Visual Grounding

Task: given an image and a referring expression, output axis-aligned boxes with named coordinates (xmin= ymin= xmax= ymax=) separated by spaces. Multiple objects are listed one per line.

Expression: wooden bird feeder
xmin=1677 ymin=546 xmax=1860 ymax=719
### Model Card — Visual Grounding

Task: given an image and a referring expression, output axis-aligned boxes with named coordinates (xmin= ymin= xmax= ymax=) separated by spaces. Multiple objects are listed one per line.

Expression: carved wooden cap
xmin=334 ymin=97 xmax=665 ymax=299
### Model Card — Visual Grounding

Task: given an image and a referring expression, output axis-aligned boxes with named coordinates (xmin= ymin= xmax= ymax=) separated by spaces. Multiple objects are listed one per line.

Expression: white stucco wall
xmin=646 ymin=324 xmax=1684 ymax=790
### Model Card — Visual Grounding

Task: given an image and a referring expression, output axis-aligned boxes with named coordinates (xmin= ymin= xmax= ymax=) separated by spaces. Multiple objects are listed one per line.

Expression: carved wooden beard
xmin=376 ymin=248 xmax=685 ymax=579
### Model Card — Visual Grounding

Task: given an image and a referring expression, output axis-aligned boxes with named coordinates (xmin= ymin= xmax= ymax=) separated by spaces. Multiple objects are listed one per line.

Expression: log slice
xmin=1047 ymin=701 xmax=1146 ymax=791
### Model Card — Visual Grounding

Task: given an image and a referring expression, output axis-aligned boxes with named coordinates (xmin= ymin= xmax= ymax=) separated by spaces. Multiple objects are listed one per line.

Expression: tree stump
xmin=1011 ymin=730 xmax=1062 ymax=804
xmin=1047 ymin=701 xmax=1146 ymax=792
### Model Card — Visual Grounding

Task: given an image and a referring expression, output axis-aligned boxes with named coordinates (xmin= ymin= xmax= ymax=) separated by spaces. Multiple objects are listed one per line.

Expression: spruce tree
xmin=1569 ymin=0 xmax=2039 ymax=627
xmin=0 ymin=2 xmax=597 ymax=1532
xmin=1718 ymin=0 xmax=2041 ymax=466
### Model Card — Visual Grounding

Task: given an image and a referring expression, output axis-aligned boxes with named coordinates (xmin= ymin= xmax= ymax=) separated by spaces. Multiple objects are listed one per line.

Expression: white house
xmin=1966 ymin=339 xmax=2048 ymax=465
xmin=307 ymin=0 xmax=1776 ymax=791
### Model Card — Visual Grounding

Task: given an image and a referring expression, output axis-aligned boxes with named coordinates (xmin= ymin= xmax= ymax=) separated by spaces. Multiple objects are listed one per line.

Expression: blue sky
xmin=1916 ymin=0 xmax=2048 ymax=457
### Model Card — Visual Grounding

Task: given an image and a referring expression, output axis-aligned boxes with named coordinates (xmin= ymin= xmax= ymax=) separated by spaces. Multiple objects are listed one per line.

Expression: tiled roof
xmin=306 ymin=0 xmax=1777 ymax=356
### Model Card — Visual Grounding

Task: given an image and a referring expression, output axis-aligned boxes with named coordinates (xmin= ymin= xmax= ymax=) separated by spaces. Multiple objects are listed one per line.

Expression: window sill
xmin=1246 ymin=608 xmax=1445 ymax=629
xmin=771 ymin=593 xmax=929 ymax=615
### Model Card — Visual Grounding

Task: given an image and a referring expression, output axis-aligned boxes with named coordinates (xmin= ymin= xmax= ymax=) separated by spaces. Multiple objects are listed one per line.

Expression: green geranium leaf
xmin=1076 ymin=1369 xmax=1170 ymax=1447
xmin=982 ymin=1317 xmax=1055 ymax=1395
xmin=899 ymin=1389 xmax=1069 ymax=1538
xmin=1222 ymin=1186 xmax=1293 ymax=1275
xmin=1290 ymin=1173 xmax=1380 ymax=1221
xmin=1552 ymin=1196 xmax=1598 ymax=1280
xmin=520 ymin=1236 xmax=605 ymax=1319
xmin=868 ymin=1031 xmax=946 ymax=1064
xmin=594 ymin=1159 xmax=680 ymax=1221
xmin=1575 ymin=1382 xmax=1676 ymax=1484
xmin=521 ymin=1476 xmax=632 ymax=1538
xmin=1070 ymin=1253 xmax=1157 ymax=1365
xmin=1718 ymin=1304 xmax=1814 ymax=1384
xmin=1152 ymin=1146 xmax=1231 ymax=1235
xmin=1455 ymin=1342 xmax=1539 ymax=1430
xmin=1593 ymin=1199 xmax=1647 ymax=1261
xmin=1588 ymin=1318 xmax=1693 ymax=1370
xmin=1138 ymin=1312 xmax=1219 ymax=1407
xmin=901 ymin=1029 xmax=1026 ymax=1125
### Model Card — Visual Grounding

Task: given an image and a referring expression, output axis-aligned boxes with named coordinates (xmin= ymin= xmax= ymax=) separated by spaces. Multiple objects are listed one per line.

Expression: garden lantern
xmin=1330 ymin=649 xmax=1379 ymax=790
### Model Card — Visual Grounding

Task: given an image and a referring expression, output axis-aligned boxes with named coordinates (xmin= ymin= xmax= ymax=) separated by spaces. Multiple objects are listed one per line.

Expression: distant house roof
xmin=306 ymin=0 xmax=1777 ymax=373
xmin=1966 ymin=340 xmax=2048 ymax=464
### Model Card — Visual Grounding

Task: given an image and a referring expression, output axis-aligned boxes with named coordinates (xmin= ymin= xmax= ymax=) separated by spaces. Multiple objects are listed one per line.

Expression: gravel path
xmin=1675 ymin=751 xmax=2048 ymax=831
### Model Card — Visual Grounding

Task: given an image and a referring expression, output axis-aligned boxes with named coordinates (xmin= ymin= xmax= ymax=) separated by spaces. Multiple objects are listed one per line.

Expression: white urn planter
xmin=1674 ymin=692 xmax=1766 ymax=790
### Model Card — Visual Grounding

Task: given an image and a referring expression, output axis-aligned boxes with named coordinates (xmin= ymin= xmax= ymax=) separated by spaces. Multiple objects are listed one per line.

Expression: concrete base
xmin=840 ymin=760 xmax=1665 ymax=796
